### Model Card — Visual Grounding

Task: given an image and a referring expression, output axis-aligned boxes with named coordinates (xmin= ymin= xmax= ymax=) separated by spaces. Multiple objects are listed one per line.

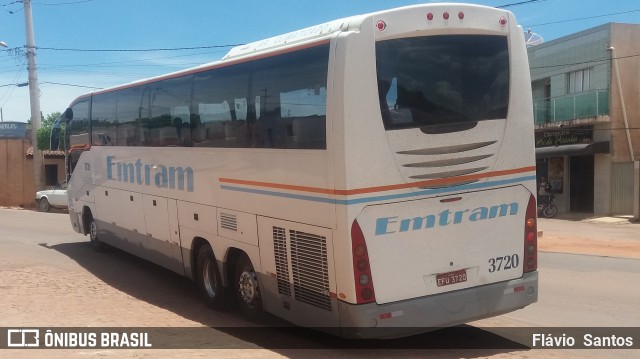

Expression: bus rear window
xmin=376 ymin=35 xmax=509 ymax=130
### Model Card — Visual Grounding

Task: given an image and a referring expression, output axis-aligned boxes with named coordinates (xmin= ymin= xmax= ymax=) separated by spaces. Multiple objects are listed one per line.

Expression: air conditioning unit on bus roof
xmin=222 ymin=18 xmax=359 ymax=61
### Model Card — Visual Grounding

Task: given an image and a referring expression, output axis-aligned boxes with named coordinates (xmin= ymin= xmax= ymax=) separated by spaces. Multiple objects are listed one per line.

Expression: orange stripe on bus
xmin=219 ymin=166 xmax=536 ymax=196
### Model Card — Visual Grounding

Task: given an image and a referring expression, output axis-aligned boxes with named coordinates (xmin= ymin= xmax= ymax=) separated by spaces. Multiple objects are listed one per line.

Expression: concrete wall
xmin=610 ymin=23 xmax=640 ymax=163
xmin=529 ymin=24 xmax=611 ymax=99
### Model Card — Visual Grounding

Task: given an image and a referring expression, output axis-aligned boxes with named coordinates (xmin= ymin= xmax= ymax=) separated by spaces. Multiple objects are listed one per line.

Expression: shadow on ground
xmin=45 ymin=240 xmax=531 ymax=357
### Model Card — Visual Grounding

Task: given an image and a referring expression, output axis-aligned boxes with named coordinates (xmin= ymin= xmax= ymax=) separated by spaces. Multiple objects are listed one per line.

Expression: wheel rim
xmin=202 ymin=257 xmax=218 ymax=298
xmin=40 ymin=199 xmax=49 ymax=211
xmin=543 ymin=205 xmax=557 ymax=217
xmin=89 ymin=221 xmax=98 ymax=242
xmin=238 ymin=268 xmax=259 ymax=308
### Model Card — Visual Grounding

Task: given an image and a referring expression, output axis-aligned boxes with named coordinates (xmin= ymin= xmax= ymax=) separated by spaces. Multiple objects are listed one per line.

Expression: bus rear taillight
xmin=524 ymin=195 xmax=538 ymax=272
xmin=351 ymin=220 xmax=376 ymax=304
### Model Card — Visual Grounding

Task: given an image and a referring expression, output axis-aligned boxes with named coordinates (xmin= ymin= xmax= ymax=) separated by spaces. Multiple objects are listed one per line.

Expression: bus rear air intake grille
xmin=220 ymin=212 xmax=237 ymax=231
xmin=273 ymin=226 xmax=291 ymax=297
xmin=289 ymin=230 xmax=331 ymax=311
xmin=397 ymin=141 xmax=497 ymax=156
xmin=409 ymin=167 xmax=487 ymax=180
xmin=403 ymin=154 xmax=493 ymax=168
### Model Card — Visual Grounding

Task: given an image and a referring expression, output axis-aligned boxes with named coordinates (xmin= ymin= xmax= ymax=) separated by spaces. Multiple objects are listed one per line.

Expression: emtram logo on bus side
xmin=105 ymin=155 xmax=194 ymax=192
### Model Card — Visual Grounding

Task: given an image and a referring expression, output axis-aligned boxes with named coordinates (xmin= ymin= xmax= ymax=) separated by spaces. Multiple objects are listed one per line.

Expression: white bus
xmin=53 ymin=3 xmax=538 ymax=338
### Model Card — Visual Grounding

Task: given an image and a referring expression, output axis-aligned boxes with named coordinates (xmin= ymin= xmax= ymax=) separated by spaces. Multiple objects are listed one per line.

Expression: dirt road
xmin=537 ymin=217 xmax=640 ymax=259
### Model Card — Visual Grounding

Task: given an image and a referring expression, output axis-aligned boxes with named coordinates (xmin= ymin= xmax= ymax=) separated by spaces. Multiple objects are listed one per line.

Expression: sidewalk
xmin=537 ymin=213 xmax=640 ymax=259
xmin=552 ymin=212 xmax=635 ymax=224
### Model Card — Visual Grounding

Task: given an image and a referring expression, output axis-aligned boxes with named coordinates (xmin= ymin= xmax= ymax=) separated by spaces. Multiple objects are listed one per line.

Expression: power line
xmin=0 ymin=58 xmax=26 ymax=108
xmin=36 ymin=44 xmax=242 ymax=52
xmin=0 ymin=0 xmax=21 ymax=6
xmin=0 ymin=82 xmax=27 ymax=87
xmin=40 ymin=81 xmax=103 ymax=89
xmin=35 ymin=50 xmax=226 ymax=71
xmin=1 ymin=0 xmax=23 ymax=13
xmin=497 ymin=0 xmax=548 ymax=9
xmin=530 ymin=52 xmax=640 ymax=70
xmin=34 ymin=0 xmax=95 ymax=5
xmin=526 ymin=8 xmax=640 ymax=27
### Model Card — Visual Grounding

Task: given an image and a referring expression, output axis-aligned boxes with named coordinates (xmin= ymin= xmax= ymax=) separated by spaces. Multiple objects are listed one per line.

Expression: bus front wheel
xmin=88 ymin=214 xmax=106 ymax=252
xmin=196 ymin=245 xmax=226 ymax=309
xmin=235 ymin=253 xmax=262 ymax=318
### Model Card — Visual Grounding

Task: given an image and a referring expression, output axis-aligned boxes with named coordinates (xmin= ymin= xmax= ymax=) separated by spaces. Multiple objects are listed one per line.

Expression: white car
xmin=35 ymin=183 xmax=69 ymax=212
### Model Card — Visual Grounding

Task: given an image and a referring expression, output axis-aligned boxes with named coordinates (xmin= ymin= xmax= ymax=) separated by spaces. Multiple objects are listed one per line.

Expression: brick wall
xmin=0 ymin=139 xmax=36 ymax=207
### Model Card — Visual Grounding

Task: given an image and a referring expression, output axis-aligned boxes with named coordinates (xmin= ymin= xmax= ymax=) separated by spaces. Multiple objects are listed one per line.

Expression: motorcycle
xmin=538 ymin=194 xmax=558 ymax=218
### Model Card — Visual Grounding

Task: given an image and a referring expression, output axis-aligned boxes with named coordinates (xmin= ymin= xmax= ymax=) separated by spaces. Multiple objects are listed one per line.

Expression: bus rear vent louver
xmin=272 ymin=226 xmax=332 ymax=311
xmin=220 ymin=212 xmax=238 ymax=231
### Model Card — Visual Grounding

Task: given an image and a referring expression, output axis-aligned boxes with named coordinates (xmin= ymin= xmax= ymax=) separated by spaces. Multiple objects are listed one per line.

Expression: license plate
xmin=436 ymin=269 xmax=467 ymax=287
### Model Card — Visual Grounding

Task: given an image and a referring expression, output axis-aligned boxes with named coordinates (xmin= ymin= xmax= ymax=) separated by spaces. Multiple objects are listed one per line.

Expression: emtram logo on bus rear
xmin=375 ymin=203 xmax=519 ymax=236
xmin=106 ymin=155 xmax=194 ymax=192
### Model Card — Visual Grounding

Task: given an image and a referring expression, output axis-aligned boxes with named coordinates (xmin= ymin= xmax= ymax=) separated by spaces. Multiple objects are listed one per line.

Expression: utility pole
xmin=1 ymin=44 xmax=7 ymax=123
xmin=24 ymin=0 xmax=44 ymax=191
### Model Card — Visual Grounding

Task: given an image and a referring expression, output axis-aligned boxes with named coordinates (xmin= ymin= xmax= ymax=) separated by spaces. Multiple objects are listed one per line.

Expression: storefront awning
xmin=535 ymin=141 xmax=609 ymax=157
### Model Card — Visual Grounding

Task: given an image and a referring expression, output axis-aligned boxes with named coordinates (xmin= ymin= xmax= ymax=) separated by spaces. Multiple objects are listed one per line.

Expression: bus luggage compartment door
xmin=355 ymin=185 xmax=531 ymax=304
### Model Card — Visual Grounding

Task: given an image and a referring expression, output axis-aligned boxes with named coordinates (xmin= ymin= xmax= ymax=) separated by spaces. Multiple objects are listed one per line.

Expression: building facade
xmin=529 ymin=23 xmax=640 ymax=216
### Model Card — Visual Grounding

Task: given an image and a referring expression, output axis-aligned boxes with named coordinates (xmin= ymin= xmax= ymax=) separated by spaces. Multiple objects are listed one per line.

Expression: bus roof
xmin=221 ymin=16 xmax=361 ymax=61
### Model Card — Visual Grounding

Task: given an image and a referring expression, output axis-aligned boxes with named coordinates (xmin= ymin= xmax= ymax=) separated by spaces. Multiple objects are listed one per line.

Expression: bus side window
xmin=67 ymin=148 xmax=83 ymax=178
xmin=67 ymin=100 xmax=90 ymax=148
xmin=250 ymin=44 xmax=328 ymax=149
xmin=116 ymin=86 xmax=149 ymax=146
xmin=91 ymin=93 xmax=117 ymax=146
xmin=192 ymin=65 xmax=250 ymax=148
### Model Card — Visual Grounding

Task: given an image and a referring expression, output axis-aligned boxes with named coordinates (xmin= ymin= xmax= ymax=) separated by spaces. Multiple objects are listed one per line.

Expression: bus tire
xmin=196 ymin=245 xmax=226 ymax=309
xmin=88 ymin=214 xmax=106 ymax=252
xmin=235 ymin=253 xmax=263 ymax=318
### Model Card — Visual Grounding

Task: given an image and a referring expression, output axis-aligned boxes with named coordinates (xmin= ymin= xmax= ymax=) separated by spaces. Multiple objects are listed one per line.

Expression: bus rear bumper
xmin=337 ymin=271 xmax=538 ymax=338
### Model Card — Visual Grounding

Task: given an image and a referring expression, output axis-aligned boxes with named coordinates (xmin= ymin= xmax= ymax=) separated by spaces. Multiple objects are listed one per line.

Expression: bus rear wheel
xmin=196 ymin=245 xmax=226 ymax=309
xmin=235 ymin=253 xmax=262 ymax=318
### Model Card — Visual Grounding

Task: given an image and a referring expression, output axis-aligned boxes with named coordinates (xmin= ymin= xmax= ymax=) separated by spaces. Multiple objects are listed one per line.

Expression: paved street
xmin=0 ymin=208 xmax=638 ymax=358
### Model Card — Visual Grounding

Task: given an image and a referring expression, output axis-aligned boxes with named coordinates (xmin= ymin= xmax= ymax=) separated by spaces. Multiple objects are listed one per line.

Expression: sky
xmin=0 ymin=0 xmax=638 ymax=123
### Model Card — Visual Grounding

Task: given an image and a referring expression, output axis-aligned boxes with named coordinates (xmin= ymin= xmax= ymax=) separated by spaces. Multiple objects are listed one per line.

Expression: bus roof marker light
xmin=426 ymin=13 xmax=434 ymax=21
xmin=376 ymin=20 xmax=387 ymax=31
xmin=499 ymin=17 xmax=508 ymax=27
xmin=458 ymin=12 xmax=464 ymax=20
xmin=443 ymin=12 xmax=450 ymax=20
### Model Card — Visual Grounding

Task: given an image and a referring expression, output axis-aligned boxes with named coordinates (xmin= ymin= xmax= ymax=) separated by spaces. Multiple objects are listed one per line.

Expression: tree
xmin=35 ymin=111 xmax=61 ymax=150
